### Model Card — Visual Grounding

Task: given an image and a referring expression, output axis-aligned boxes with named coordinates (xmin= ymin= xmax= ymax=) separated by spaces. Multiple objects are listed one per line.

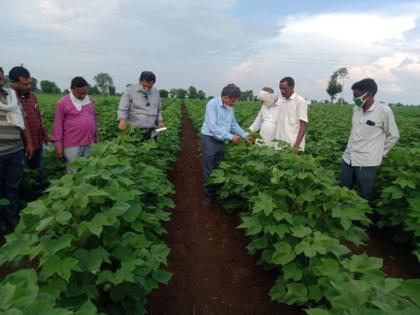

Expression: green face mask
xmin=353 ymin=92 xmax=368 ymax=107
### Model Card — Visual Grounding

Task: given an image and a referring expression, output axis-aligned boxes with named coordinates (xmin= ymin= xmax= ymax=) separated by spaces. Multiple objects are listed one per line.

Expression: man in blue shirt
xmin=200 ymin=84 xmax=253 ymax=204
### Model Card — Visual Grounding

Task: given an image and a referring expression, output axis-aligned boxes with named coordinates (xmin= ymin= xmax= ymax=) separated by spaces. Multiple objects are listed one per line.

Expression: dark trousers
xmin=25 ymin=147 xmax=45 ymax=192
xmin=0 ymin=150 xmax=24 ymax=229
xmin=26 ymin=147 xmax=43 ymax=169
xmin=200 ymin=134 xmax=225 ymax=201
xmin=340 ymin=160 xmax=378 ymax=202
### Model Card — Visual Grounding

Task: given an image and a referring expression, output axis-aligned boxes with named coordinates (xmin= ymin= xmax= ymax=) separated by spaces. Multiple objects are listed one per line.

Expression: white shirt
xmin=342 ymin=103 xmax=399 ymax=167
xmin=249 ymin=104 xmax=280 ymax=132
xmin=274 ymin=92 xmax=308 ymax=150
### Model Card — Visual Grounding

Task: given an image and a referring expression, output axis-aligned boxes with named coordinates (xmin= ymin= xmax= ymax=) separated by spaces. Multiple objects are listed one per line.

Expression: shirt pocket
xmin=358 ymin=121 xmax=377 ymax=139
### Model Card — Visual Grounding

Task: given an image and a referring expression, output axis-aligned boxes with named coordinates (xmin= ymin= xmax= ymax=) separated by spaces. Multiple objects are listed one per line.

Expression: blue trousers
xmin=200 ymin=134 xmax=225 ymax=201
xmin=340 ymin=160 xmax=378 ymax=202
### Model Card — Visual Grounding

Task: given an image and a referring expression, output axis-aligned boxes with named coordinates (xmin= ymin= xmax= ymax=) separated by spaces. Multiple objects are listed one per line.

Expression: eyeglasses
xmin=144 ymin=94 xmax=150 ymax=107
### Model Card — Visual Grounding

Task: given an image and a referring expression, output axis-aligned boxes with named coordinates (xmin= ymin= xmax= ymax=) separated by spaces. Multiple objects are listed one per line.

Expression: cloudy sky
xmin=1 ymin=0 xmax=420 ymax=104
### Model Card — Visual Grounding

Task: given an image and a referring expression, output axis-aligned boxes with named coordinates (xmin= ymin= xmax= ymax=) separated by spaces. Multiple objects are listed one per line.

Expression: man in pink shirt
xmin=52 ymin=77 xmax=98 ymax=169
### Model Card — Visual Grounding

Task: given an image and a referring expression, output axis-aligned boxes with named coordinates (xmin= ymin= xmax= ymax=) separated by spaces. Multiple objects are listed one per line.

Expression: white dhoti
xmin=260 ymin=121 xmax=277 ymax=147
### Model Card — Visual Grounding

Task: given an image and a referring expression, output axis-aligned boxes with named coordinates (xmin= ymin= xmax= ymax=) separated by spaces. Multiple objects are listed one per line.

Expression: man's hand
xmin=25 ymin=143 xmax=35 ymax=159
xmin=44 ymin=134 xmax=54 ymax=144
xmin=118 ymin=119 xmax=126 ymax=130
xmin=246 ymin=136 xmax=254 ymax=145
xmin=55 ymin=147 xmax=64 ymax=161
xmin=232 ymin=135 xmax=241 ymax=144
xmin=157 ymin=121 xmax=165 ymax=128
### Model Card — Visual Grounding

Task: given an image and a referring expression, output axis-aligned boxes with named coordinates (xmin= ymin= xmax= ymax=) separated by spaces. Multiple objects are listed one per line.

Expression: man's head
xmin=70 ymin=76 xmax=89 ymax=100
xmin=259 ymin=87 xmax=276 ymax=107
xmin=351 ymin=78 xmax=377 ymax=108
xmin=279 ymin=77 xmax=295 ymax=99
xmin=221 ymin=84 xmax=241 ymax=107
xmin=139 ymin=71 xmax=156 ymax=90
xmin=9 ymin=66 xmax=31 ymax=95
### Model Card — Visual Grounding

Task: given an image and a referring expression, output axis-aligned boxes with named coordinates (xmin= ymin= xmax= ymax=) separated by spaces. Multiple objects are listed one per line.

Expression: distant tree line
xmin=6 ymin=70 xmax=266 ymax=104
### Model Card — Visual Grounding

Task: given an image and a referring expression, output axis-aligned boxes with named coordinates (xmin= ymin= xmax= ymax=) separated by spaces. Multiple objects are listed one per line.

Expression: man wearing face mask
xmin=9 ymin=66 xmax=50 ymax=170
xmin=341 ymin=78 xmax=399 ymax=202
xmin=200 ymin=83 xmax=253 ymax=205
xmin=117 ymin=71 xmax=165 ymax=140
xmin=52 ymin=77 xmax=98 ymax=170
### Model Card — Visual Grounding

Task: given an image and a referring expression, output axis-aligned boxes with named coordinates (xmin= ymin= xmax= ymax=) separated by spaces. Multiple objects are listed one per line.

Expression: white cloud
xmin=226 ymin=10 xmax=420 ymax=103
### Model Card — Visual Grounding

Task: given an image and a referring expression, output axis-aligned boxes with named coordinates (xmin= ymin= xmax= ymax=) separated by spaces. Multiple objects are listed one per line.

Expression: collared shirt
xmin=274 ymin=92 xmax=308 ymax=150
xmin=117 ymin=85 xmax=162 ymax=128
xmin=19 ymin=92 xmax=47 ymax=150
xmin=52 ymin=94 xmax=98 ymax=150
xmin=201 ymin=97 xmax=248 ymax=141
xmin=342 ymin=102 xmax=399 ymax=167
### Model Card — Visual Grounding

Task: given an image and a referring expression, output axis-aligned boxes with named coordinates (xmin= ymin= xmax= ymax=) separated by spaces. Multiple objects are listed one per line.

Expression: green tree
xmin=197 ymin=90 xmax=206 ymax=100
xmin=159 ymin=89 xmax=169 ymax=98
xmin=240 ymin=90 xmax=254 ymax=101
xmin=326 ymin=79 xmax=342 ymax=104
xmin=31 ymin=77 xmax=39 ymax=92
xmin=40 ymin=80 xmax=61 ymax=94
xmin=176 ymin=88 xmax=187 ymax=99
xmin=94 ymin=72 xmax=114 ymax=95
xmin=87 ymin=85 xmax=101 ymax=95
xmin=169 ymin=88 xmax=178 ymax=98
xmin=327 ymin=67 xmax=348 ymax=104
xmin=188 ymin=86 xmax=198 ymax=99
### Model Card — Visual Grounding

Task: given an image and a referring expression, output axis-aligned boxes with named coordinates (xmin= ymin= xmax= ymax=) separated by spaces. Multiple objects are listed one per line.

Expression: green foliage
xmin=93 ymin=73 xmax=115 ymax=96
xmin=40 ymin=80 xmax=61 ymax=94
xmin=184 ymin=99 xmax=420 ymax=314
xmin=1 ymin=99 xmax=182 ymax=314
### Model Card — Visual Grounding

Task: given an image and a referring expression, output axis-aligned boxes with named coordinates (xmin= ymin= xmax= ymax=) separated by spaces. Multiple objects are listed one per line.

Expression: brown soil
xmin=149 ymin=108 xmax=304 ymax=315
xmin=347 ymin=228 xmax=419 ymax=279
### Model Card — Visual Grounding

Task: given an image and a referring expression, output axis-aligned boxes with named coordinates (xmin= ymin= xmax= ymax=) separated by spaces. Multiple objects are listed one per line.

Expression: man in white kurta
xmin=274 ymin=77 xmax=308 ymax=152
xmin=249 ymin=87 xmax=279 ymax=147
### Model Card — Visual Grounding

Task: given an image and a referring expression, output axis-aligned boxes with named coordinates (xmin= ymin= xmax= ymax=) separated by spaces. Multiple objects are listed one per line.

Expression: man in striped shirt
xmin=0 ymin=67 xmax=34 ymax=234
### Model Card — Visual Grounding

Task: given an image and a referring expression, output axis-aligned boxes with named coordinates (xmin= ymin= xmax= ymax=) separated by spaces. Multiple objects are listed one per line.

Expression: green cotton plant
xmin=376 ymin=147 xmax=420 ymax=262
xmin=0 ymin=269 xmax=99 ymax=315
xmin=210 ymin=144 xmax=371 ymax=244
xmin=0 ymin=140 xmax=173 ymax=314
xmin=184 ymin=99 xmax=420 ymax=313
xmin=207 ymin=143 xmax=420 ymax=312
xmin=305 ymin=256 xmax=420 ymax=315
xmin=0 ymin=100 xmax=182 ymax=315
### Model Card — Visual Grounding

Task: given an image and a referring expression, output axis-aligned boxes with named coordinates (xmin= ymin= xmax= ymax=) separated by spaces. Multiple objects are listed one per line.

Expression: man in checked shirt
xmin=9 ymin=67 xmax=51 ymax=187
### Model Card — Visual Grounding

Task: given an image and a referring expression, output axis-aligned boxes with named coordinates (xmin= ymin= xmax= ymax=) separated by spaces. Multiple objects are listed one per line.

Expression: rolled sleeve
xmin=297 ymin=99 xmax=309 ymax=123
